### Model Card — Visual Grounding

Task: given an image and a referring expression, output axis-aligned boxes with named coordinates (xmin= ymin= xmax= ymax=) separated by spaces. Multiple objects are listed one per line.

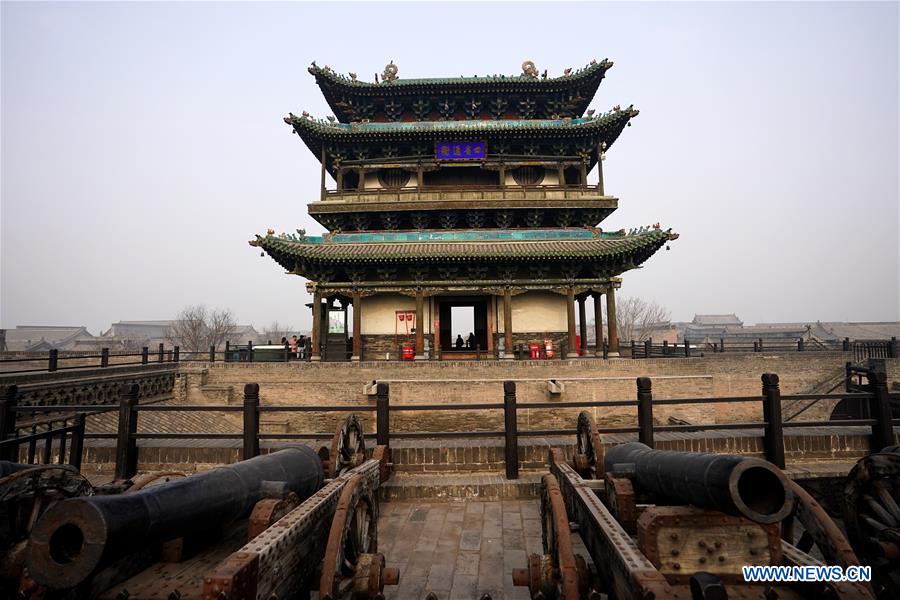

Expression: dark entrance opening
xmin=438 ymin=296 xmax=489 ymax=356
xmin=322 ymin=297 xmax=350 ymax=361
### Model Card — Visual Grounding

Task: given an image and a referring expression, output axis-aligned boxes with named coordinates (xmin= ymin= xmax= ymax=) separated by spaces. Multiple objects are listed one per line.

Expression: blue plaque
xmin=435 ymin=141 xmax=486 ymax=161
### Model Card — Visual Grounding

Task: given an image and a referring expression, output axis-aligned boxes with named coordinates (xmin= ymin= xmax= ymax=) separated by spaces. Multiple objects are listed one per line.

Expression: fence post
xmin=173 ymin=346 xmax=180 ymax=363
xmin=798 ymin=338 xmax=804 ymax=352
xmin=761 ymin=373 xmax=785 ymax=469
xmin=69 ymin=414 xmax=86 ymax=470
xmin=158 ymin=343 xmax=164 ymax=363
xmin=210 ymin=345 xmax=216 ymax=363
xmin=603 ymin=342 xmax=609 ymax=360
xmin=0 ymin=386 xmax=18 ymax=461
xmin=100 ymin=347 xmax=109 ymax=368
xmin=503 ymin=381 xmax=519 ymax=480
xmin=867 ymin=370 xmax=894 ymax=452
xmin=758 ymin=338 xmax=764 ymax=352
xmin=248 ymin=340 xmax=254 ymax=363
xmin=890 ymin=337 xmax=898 ymax=359
xmin=637 ymin=377 xmax=654 ymax=448
xmin=242 ymin=383 xmax=260 ymax=460
xmin=48 ymin=349 xmax=58 ymax=372
xmin=376 ymin=382 xmax=390 ymax=446
xmin=141 ymin=346 xmax=149 ymax=365
xmin=631 ymin=340 xmax=636 ymax=359
xmin=644 ymin=339 xmax=651 ymax=359
xmin=753 ymin=341 xmax=759 ymax=353
xmin=684 ymin=338 xmax=691 ymax=358
xmin=115 ymin=383 xmax=139 ymax=480
xmin=225 ymin=341 xmax=231 ymax=363
xmin=662 ymin=340 xmax=668 ymax=356
xmin=842 ymin=337 xmax=850 ymax=352
xmin=720 ymin=338 xmax=725 ymax=353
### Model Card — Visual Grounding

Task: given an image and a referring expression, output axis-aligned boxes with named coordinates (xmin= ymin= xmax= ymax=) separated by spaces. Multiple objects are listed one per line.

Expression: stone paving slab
xmin=379 ymin=473 xmax=542 ymax=501
xmin=379 ymin=500 xmax=538 ymax=600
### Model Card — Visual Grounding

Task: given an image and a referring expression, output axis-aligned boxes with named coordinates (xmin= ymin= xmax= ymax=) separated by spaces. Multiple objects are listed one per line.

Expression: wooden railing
xmin=2 ymin=369 xmax=897 ymax=480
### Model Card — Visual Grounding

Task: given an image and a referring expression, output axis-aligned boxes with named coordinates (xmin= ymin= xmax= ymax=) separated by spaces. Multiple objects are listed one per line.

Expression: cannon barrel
xmin=604 ymin=442 xmax=793 ymax=524
xmin=26 ymin=446 xmax=324 ymax=589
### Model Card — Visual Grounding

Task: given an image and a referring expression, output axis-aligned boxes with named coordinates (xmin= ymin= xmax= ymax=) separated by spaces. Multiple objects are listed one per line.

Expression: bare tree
xmin=264 ymin=321 xmax=295 ymax=344
xmin=608 ymin=297 xmax=671 ymax=343
xmin=167 ymin=305 xmax=237 ymax=352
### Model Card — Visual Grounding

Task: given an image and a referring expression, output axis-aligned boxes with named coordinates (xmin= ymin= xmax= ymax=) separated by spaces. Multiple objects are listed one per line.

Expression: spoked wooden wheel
xmin=513 ymin=474 xmax=586 ymax=600
xmin=844 ymin=447 xmax=900 ymax=598
xmin=319 ymin=474 xmax=398 ymax=600
xmin=573 ymin=412 xmax=603 ymax=479
xmin=780 ymin=479 xmax=874 ymax=598
xmin=330 ymin=414 xmax=367 ymax=478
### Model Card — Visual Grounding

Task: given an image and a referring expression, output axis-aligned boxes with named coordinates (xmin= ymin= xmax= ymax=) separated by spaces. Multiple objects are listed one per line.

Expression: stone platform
xmin=378 ymin=500 xmax=540 ymax=600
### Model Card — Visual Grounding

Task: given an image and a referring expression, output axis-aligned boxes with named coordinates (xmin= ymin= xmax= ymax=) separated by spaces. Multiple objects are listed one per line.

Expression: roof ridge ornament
xmin=382 ymin=61 xmax=399 ymax=83
xmin=522 ymin=60 xmax=538 ymax=79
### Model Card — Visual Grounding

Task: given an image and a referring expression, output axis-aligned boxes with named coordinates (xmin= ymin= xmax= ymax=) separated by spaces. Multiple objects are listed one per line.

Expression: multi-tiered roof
xmin=253 ymin=59 xmax=676 ymax=291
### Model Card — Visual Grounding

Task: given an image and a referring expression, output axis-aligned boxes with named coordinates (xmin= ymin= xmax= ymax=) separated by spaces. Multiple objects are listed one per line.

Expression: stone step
xmin=378 ymin=472 xmax=542 ymax=502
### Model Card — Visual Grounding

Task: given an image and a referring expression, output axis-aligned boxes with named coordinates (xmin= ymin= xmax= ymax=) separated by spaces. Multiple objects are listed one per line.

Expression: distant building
xmin=75 ymin=321 xmax=265 ymax=351
xmin=2 ymin=326 xmax=95 ymax=351
xmin=677 ymin=315 xmax=899 ymax=345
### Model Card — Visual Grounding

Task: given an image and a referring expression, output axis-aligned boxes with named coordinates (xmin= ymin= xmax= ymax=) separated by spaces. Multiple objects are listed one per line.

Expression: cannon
xmin=17 ymin=414 xmax=397 ymax=600
xmin=603 ymin=441 xmax=794 ymax=524
xmin=26 ymin=445 xmax=325 ymax=589
xmin=513 ymin=411 xmax=875 ymax=599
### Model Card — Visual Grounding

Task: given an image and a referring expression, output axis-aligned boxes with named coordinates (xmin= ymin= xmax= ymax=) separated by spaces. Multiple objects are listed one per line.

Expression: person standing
xmin=290 ymin=335 xmax=299 ymax=360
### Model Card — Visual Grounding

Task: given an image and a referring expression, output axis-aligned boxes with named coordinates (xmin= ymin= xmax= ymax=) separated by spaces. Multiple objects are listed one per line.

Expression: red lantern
xmin=398 ymin=314 xmax=405 ymax=321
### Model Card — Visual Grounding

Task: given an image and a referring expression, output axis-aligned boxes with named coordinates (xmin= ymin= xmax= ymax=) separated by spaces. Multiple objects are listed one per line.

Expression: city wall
xmin=174 ymin=352 xmax=877 ymax=435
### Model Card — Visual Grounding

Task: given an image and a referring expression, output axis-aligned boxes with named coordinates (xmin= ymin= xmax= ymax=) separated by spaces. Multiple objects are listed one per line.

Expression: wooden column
xmin=597 ymin=141 xmax=605 ymax=195
xmin=310 ymin=290 xmax=322 ymax=361
xmin=414 ymin=290 xmax=425 ymax=360
xmin=566 ymin=288 xmax=577 ymax=353
xmin=577 ymin=296 xmax=587 ymax=356
xmin=351 ymin=291 xmax=362 ymax=361
xmin=579 ymin=160 xmax=587 ymax=186
xmin=606 ymin=287 xmax=619 ymax=353
xmin=499 ymin=164 xmax=506 ymax=187
xmin=336 ymin=167 xmax=344 ymax=191
xmin=592 ymin=292 xmax=604 ymax=357
xmin=557 ymin=164 xmax=566 ymax=187
xmin=417 ymin=165 xmax=423 ymax=190
xmin=320 ymin=147 xmax=327 ymax=200
xmin=357 ymin=167 xmax=366 ymax=190
xmin=503 ymin=288 xmax=514 ymax=360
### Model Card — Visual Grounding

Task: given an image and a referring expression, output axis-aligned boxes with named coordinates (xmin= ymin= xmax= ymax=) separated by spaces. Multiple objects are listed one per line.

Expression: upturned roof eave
xmin=284 ymin=109 xmax=638 ymax=172
xmin=250 ymin=229 xmax=676 ymax=264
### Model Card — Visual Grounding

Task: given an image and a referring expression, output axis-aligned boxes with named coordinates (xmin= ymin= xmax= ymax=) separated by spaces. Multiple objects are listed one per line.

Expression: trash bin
xmin=402 ymin=344 xmax=415 ymax=360
xmin=544 ymin=339 xmax=555 ymax=360
xmin=529 ymin=343 xmax=541 ymax=360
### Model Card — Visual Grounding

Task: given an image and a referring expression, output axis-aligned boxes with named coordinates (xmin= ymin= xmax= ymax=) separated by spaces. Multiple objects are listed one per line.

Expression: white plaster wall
xmin=502 ymin=167 xmax=559 ymax=187
xmin=360 ymin=293 xmax=433 ymax=335
xmin=497 ymin=291 xmax=567 ymax=333
xmin=362 ymin=171 xmax=415 ymax=190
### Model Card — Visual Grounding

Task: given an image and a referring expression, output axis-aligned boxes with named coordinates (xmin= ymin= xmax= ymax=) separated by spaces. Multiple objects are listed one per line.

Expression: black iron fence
xmin=2 ymin=368 xmax=897 ymax=481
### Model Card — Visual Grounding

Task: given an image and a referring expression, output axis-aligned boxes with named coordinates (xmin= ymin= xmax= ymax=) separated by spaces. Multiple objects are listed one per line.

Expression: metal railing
xmin=3 ymin=369 xmax=897 ymax=481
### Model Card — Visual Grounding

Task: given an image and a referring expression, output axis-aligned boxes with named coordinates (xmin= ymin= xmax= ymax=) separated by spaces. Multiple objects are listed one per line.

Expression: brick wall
xmin=171 ymin=353 xmax=891 ymax=435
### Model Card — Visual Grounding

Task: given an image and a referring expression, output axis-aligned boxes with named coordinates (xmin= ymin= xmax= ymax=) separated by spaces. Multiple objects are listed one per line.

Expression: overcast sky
xmin=1 ymin=1 xmax=898 ymax=335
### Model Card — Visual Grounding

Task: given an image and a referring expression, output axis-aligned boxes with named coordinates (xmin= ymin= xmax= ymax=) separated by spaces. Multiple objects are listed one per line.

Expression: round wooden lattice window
xmin=377 ymin=168 xmax=411 ymax=189
xmin=511 ymin=166 xmax=544 ymax=186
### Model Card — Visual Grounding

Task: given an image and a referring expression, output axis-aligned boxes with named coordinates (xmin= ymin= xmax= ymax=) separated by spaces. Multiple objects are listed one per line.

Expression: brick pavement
xmin=377 ymin=500 xmax=542 ymax=600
